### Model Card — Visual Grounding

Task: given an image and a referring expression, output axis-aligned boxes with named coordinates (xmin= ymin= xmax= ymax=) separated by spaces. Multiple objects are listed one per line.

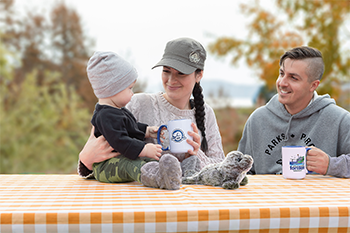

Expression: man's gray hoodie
xmin=238 ymin=93 xmax=350 ymax=178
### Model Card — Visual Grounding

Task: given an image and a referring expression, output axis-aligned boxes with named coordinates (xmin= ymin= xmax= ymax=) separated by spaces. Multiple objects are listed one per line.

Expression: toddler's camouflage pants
xmin=93 ymin=155 xmax=153 ymax=183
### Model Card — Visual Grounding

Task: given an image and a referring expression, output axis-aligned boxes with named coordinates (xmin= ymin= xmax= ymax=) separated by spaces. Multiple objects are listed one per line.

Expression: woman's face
xmin=162 ymin=66 xmax=202 ymax=108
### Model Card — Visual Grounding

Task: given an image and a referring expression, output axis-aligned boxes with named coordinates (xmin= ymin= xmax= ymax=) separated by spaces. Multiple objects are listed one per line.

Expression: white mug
xmin=282 ymin=146 xmax=311 ymax=179
xmin=157 ymin=119 xmax=193 ymax=153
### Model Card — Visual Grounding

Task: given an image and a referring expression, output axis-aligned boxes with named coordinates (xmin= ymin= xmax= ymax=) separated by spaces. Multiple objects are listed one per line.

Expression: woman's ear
xmin=196 ymin=70 xmax=203 ymax=83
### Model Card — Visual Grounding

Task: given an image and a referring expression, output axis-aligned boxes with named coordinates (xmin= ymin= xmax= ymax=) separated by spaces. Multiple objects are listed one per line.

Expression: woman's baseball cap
xmin=152 ymin=37 xmax=206 ymax=74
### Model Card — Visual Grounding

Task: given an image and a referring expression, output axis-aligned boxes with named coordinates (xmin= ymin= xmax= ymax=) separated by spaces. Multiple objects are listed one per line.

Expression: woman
xmin=79 ymin=37 xmax=225 ymax=187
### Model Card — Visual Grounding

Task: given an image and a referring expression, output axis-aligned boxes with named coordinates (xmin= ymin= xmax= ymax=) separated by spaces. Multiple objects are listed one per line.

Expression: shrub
xmin=0 ymin=70 xmax=91 ymax=174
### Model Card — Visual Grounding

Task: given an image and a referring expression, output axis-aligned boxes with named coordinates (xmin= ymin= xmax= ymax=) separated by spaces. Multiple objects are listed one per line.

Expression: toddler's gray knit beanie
xmin=87 ymin=51 xmax=137 ymax=98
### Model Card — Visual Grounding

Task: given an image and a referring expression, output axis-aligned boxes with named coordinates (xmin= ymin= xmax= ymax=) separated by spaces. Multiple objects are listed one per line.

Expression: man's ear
xmin=310 ymin=80 xmax=320 ymax=92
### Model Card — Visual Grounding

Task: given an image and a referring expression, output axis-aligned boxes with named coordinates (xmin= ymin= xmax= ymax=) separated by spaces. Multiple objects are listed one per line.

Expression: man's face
xmin=276 ymin=58 xmax=319 ymax=115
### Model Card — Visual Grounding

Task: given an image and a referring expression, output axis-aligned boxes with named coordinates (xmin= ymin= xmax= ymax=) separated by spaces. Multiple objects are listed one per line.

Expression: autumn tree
xmin=214 ymin=107 xmax=254 ymax=154
xmin=1 ymin=23 xmax=92 ymax=173
xmin=0 ymin=63 xmax=91 ymax=174
xmin=1 ymin=0 xmax=52 ymax=85
xmin=1 ymin=0 xmax=96 ymax=110
xmin=50 ymin=2 xmax=96 ymax=109
xmin=209 ymin=0 xmax=350 ymax=108
xmin=1 ymin=1 xmax=93 ymax=173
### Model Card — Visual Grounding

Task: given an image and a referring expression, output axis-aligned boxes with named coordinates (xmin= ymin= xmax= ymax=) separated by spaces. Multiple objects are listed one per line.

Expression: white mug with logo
xmin=282 ymin=146 xmax=311 ymax=179
xmin=157 ymin=119 xmax=193 ymax=153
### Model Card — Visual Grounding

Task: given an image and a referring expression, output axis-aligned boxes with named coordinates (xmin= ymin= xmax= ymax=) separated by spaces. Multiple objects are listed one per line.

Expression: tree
xmin=0 ymin=54 xmax=91 ymax=174
xmin=1 ymin=0 xmax=56 ymax=85
xmin=50 ymin=2 xmax=96 ymax=110
xmin=209 ymin=0 xmax=350 ymax=108
xmin=0 ymin=74 xmax=92 ymax=174
xmin=1 ymin=1 xmax=97 ymax=110
xmin=1 ymin=34 xmax=90 ymax=174
xmin=1 ymin=1 xmax=93 ymax=173
xmin=214 ymin=107 xmax=254 ymax=154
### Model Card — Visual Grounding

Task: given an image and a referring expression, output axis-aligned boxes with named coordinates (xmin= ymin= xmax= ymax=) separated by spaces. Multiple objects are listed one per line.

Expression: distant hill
xmin=144 ymin=79 xmax=263 ymax=108
xmin=201 ymin=80 xmax=262 ymax=107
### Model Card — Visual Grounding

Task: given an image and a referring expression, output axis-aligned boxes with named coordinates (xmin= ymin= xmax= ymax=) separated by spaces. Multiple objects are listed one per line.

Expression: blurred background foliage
xmin=209 ymin=0 xmax=350 ymax=106
xmin=0 ymin=0 xmax=349 ymax=173
xmin=0 ymin=0 xmax=94 ymax=173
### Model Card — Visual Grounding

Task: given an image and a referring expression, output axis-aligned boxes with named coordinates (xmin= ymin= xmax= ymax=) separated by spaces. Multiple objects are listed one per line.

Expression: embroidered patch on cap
xmin=189 ymin=51 xmax=200 ymax=64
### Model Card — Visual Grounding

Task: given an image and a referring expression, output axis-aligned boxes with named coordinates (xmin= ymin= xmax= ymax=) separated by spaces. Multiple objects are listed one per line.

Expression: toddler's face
xmin=111 ymin=80 xmax=136 ymax=108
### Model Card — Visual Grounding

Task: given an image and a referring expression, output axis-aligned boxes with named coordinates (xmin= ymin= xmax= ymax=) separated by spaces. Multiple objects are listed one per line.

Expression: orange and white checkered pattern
xmin=0 ymin=174 xmax=349 ymax=232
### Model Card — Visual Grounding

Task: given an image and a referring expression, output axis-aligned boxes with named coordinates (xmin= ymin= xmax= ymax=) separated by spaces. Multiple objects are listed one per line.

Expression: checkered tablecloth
xmin=0 ymin=174 xmax=349 ymax=233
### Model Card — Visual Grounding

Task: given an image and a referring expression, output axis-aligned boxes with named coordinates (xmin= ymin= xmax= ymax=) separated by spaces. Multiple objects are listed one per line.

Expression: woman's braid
xmin=192 ymin=81 xmax=208 ymax=153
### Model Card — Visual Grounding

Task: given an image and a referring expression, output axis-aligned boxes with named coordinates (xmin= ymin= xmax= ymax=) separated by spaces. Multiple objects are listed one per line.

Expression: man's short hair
xmin=279 ymin=46 xmax=324 ymax=81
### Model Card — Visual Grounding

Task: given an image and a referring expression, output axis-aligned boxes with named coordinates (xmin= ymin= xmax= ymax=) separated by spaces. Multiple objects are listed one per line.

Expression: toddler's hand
xmin=146 ymin=126 xmax=159 ymax=139
xmin=139 ymin=143 xmax=162 ymax=160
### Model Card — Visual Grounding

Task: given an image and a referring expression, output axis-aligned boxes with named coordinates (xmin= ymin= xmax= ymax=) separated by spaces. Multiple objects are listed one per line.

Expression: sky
xmin=15 ymin=0 xmax=273 ymax=92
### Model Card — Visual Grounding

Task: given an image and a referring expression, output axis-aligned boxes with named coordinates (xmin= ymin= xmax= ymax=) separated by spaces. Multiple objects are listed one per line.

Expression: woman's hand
xmin=79 ymin=126 xmax=120 ymax=170
xmin=186 ymin=122 xmax=201 ymax=157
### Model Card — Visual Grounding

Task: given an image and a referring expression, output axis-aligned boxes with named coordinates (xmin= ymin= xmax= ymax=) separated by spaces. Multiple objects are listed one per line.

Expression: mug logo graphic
xmin=289 ymin=154 xmax=305 ymax=172
xmin=171 ymin=129 xmax=186 ymax=143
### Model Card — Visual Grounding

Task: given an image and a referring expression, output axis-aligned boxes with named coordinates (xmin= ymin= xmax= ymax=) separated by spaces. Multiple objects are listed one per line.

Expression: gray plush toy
xmin=141 ymin=154 xmax=182 ymax=190
xmin=182 ymin=151 xmax=253 ymax=189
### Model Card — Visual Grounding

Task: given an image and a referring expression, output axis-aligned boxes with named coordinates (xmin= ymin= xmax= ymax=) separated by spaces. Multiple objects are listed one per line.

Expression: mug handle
xmin=157 ymin=125 xmax=169 ymax=151
xmin=305 ymin=147 xmax=312 ymax=173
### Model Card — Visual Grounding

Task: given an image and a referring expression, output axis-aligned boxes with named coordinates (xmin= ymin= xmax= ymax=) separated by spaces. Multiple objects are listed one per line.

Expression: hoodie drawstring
xmin=284 ymin=116 xmax=294 ymax=141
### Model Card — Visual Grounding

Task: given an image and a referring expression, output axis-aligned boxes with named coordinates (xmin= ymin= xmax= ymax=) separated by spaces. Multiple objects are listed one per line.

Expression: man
xmin=238 ymin=46 xmax=350 ymax=178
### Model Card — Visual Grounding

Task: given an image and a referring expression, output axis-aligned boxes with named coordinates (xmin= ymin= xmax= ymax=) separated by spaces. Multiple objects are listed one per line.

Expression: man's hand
xmin=306 ymin=146 xmax=330 ymax=175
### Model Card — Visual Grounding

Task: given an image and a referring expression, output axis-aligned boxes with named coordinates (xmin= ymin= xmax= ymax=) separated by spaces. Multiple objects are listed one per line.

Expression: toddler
xmin=86 ymin=51 xmax=178 ymax=187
